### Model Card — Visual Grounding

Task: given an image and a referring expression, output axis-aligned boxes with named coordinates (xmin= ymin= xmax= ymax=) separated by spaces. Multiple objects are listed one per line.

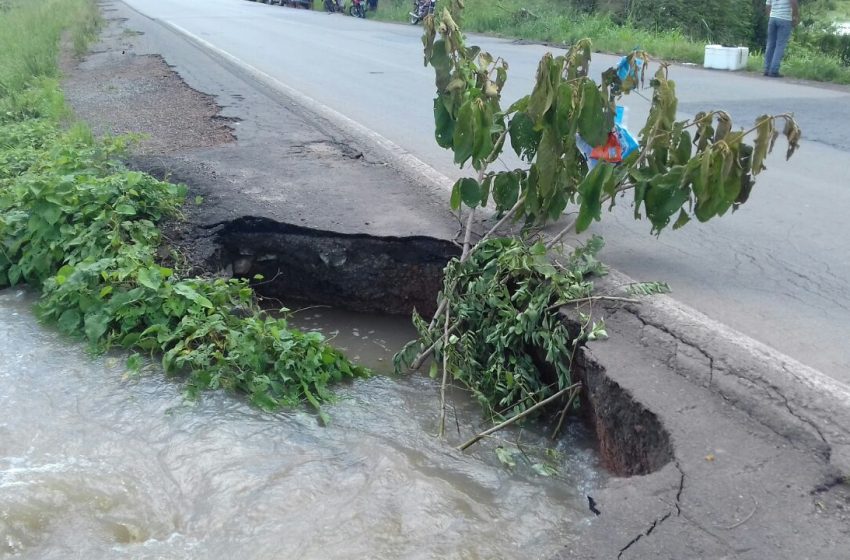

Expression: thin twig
xmin=550 ymin=385 xmax=580 ymax=440
xmin=410 ymin=321 xmax=458 ymax=370
xmin=546 ymin=295 xmax=640 ymax=312
xmin=288 ymin=304 xmax=333 ymax=315
xmin=717 ymin=497 xmax=758 ymax=530
xmin=457 ymin=383 xmax=581 ymax=451
xmin=427 ymin=298 xmax=447 ymax=332
xmin=479 ymin=196 xmax=525 ymax=247
xmin=248 ymin=269 xmax=284 ymax=287
xmin=461 ymin=206 xmax=477 ymax=261
xmin=438 ymin=305 xmax=451 ymax=438
xmin=452 ymin=400 xmax=462 ymax=436
xmin=544 ymin=215 xmax=578 ymax=249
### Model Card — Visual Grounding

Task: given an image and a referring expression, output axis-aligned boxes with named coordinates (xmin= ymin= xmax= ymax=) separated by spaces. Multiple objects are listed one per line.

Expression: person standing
xmin=764 ymin=0 xmax=800 ymax=77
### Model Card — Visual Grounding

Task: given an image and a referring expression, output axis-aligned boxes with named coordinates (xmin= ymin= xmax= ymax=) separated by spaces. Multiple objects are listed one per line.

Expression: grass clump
xmin=1 ymin=0 xmax=367 ymax=416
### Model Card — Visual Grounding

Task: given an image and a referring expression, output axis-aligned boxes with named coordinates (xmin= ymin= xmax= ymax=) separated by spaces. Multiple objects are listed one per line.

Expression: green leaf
xmin=137 ymin=267 xmax=162 ymax=290
xmin=57 ymin=309 xmax=81 ymax=333
xmin=115 ymin=203 xmax=137 ymax=216
xmin=492 ymin=172 xmax=520 ymax=211
xmin=434 ymin=96 xmax=455 ymax=149
xmin=527 ymin=54 xmax=555 ymax=123
xmin=645 ymin=167 xmax=691 ymax=234
xmin=508 ymin=112 xmax=541 ymax=162
xmin=625 ymin=281 xmax=672 ymax=296
xmin=479 ymin=175 xmax=492 ymax=207
xmin=472 ymin=100 xmax=495 ymax=168
xmin=126 ymin=353 xmax=143 ymax=371
xmin=457 ymin=178 xmax=481 ymax=208
xmin=673 ymin=208 xmax=691 ymax=230
xmin=535 ymin=129 xmax=561 ymax=200
xmin=577 ymin=80 xmax=608 ymax=147
xmin=36 ymin=202 xmax=62 ymax=226
xmin=84 ymin=312 xmax=109 ymax=342
xmin=173 ymin=283 xmax=212 ymax=308
xmin=495 ymin=446 xmax=517 ymax=468
xmin=8 ymin=265 xmax=21 ymax=286
xmin=450 ymin=181 xmax=462 ymax=210
xmin=55 ymin=264 xmax=74 ymax=286
xmin=576 ymin=163 xmax=614 ymax=233
xmin=674 ymin=129 xmax=692 ymax=165
xmin=452 ymin=100 xmax=477 ymax=167
xmin=531 ymin=463 xmax=558 ymax=476
xmin=751 ymin=115 xmax=773 ymax=176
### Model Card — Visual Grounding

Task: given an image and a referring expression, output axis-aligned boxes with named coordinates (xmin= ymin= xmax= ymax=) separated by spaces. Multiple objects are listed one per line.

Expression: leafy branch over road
xmin=396 ymin=0 xmax=802 ymax=442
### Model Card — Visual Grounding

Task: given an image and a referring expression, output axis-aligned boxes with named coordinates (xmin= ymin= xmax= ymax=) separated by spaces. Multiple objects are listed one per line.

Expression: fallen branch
xmin=550 ymin=384 xmax=581 ymax=440
xmin=410 ymin=321 xmax=458 ymax=370
xmin=457 ymin=383 xmax=582 ymax=451
xmin=544 ymin=215 xmax=578 ymax=250
xmin=438 ymin=305 xmax=451 ymax=438
xmin=478 ymin=196 xmax=525 ymax=247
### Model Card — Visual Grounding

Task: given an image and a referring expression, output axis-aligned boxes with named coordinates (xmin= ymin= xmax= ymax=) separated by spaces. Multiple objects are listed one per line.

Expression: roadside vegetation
xmin=372 ymin=0 xmax=850 ymax=85
xmin=0 ymin=0 xmax=367 ymax=419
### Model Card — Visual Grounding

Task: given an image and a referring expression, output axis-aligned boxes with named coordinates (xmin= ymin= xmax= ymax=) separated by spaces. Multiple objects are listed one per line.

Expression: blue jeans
xmin=764 ymin=18 xmax=793 ymax=75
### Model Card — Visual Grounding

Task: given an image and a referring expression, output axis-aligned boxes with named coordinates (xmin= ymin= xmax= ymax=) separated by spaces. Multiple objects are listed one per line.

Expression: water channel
xmin=1 ymin=288 xmax=604 ymax=559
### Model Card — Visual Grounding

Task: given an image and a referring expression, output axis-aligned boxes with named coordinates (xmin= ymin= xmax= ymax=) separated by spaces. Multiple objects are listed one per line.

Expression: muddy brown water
xmin=0 ymin=289 xmax=604 ymax=559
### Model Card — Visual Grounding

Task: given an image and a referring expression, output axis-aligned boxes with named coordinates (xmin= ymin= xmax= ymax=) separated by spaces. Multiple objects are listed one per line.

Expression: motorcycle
xmin=349 ymin=0 xmax=366 ymax=18
xmin=409 ymin=0 xmax=435 ymax=24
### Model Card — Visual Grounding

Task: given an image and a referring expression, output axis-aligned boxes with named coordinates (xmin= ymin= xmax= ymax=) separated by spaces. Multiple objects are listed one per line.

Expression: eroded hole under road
xmin=211 ymin=216 xmax=674 ymax=477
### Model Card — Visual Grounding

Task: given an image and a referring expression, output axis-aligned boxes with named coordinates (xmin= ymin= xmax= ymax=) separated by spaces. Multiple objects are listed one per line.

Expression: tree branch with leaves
xmin=397 ymin=0 xmax=802 ymax=442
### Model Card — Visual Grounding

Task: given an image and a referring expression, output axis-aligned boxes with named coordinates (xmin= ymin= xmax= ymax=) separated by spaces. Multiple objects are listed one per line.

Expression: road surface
xmin=116 ymin=0 xmax=850 ymax=383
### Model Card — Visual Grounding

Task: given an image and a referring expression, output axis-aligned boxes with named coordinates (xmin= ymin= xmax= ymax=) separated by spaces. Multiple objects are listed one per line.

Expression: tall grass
xmin=0 ymin=0 xmax=100 ymax=99
xmin=373 ymin=0 xmax=850 ymax=84
xmin=374 ymin=0 xmax=706 ymax=62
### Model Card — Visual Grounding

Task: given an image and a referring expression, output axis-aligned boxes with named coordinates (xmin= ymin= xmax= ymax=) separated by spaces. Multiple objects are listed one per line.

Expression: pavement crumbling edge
xmin=600 ymin=269 xmax=850 ymax=476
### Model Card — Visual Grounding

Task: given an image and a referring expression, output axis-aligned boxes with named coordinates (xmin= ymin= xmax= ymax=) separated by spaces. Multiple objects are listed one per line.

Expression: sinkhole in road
xmin=212 ymin=216 xmax=675 ymax=478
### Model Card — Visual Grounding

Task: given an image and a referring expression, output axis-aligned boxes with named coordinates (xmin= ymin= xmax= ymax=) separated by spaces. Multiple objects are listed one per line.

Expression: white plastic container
xmin=703 ymin=45 xmax=749 ymax=71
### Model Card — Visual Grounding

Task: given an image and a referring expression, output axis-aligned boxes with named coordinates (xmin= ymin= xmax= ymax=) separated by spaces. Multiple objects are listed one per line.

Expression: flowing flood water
xmin=0 ymin=289 xmax=604 ymax=559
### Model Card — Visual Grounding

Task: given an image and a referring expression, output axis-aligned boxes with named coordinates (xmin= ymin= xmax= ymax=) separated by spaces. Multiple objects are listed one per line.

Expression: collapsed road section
xmin=56 ymin=1 xmax=850 ymax=558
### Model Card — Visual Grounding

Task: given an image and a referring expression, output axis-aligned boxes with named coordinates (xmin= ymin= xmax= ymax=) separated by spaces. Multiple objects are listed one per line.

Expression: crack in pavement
xmin=628 ymin=308 xmax=835 ymax=459
xmin=629 ymin=310 xmax=716 ymax=388
xmin=617 ymin=461 xmax=685 ymax=558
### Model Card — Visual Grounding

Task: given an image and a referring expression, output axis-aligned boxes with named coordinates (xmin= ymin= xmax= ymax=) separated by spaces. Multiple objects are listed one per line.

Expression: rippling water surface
xmin=0 ymin=289 xmax=603 ymax=559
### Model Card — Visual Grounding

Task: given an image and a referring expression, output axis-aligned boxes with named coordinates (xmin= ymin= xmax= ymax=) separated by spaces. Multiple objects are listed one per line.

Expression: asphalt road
xmin=119 ymin=0 xmax=850 ymax=383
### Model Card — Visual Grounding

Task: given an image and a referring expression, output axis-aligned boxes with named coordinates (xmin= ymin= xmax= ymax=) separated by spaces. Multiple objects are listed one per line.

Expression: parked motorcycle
xmin=349 ymin=0 xmax=366 ymax=18
xmin=409 ymin=0 xmax=435 ymax=24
